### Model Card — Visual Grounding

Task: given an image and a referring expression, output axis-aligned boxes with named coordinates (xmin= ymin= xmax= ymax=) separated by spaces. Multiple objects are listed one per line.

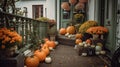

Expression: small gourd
xmin=45 ymin=56 xmax=52 ymax=63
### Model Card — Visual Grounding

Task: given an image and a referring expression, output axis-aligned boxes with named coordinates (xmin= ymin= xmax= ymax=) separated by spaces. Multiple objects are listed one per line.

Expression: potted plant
xmin=0 ymin=27 xmax=22 ymax=57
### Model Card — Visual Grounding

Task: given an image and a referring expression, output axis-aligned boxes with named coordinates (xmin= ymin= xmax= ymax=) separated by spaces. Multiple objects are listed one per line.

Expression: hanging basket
xmin=69 ymin=0 xmax=77 ymax=5
xmin=61 ymin=2 xmax=70 ymax=11
xmin=75 ymin=2 xmax=84 ymax=10
xmin=79 ymin=0 xmax=88 ymax=3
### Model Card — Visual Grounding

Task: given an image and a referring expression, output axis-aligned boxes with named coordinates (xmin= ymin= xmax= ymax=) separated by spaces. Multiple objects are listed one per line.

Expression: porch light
xmin=23 ymin=7 xmax=28 ymax=17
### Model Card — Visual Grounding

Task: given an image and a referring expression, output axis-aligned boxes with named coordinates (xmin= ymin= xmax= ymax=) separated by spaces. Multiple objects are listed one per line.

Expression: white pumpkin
xmin=49 ymin=47 xmax=54 ymax=51
xmin=65 ymin=33 xmax=69 ymax=36
xmin=100 ymin=50 xmax=106 ymax=55
xmin=79 ymin=43 xmax=83 ymax=46
xmin=45 ymin=56 xmax=52 ymax=63
xmin=55 ymin=41 xmax=59 ymax=46
xmin=81 ymin=53 xmax=87 ymax=56
xmin=95 ymin=51 xmax=100 ymax=55
xmin=95 ymin=46 xmax=102 ymax=51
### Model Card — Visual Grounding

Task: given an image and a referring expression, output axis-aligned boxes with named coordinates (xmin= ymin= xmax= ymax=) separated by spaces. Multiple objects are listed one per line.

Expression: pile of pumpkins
xmin=75 ymin=37 xmax=106 ymax=56
xmin=59 ymin=25 xmax=76 ymax=38
xmin=25 ymin=38 xmax=58 ymax=67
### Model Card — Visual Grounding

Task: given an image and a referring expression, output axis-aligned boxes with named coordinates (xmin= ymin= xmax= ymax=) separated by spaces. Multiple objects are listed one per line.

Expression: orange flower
xmin=0 ymin=27 xmax=22 ymax=49
xmin=86 ymin=26 xmax=108 ymax=34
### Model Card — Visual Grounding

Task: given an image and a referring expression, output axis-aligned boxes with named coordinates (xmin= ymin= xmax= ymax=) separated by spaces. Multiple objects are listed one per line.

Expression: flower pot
xmin=0 ymin=53 xmax=24 ymax=67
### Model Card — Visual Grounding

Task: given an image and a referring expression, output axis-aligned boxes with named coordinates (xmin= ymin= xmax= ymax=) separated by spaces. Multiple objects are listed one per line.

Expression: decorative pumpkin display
xmin=75 ymin=33 xmax=83 ymax=39
xmin=69 ymin=0 xmax=77 ymax=5
xmin=66 ymin=26 xmax=76 ymax=34
xmin=25 ymin=56 xmax=39 ymax=67
xmin=75 ymin=39 xmax=82 ymax=44
xmin=79 ymin=20 xmax=98 ymax=34
xmin=61 ymin=2 xmax=70 ymax=11
xmin=75 ymin=2 xmax=84 ymax=10
xmin=45 ymin=56 xmax=52 ymax=64
xmin=34 ymin=50 xmax=46 ymax=62
xmin=79 ymin=0 xmax=88 ymax=3
xmin=41 ymin=45 xmax=50 ymax=56
xmin=45 ymin=41 xmax=56 ymax=48
xmin=59 ymin=28 xmax=66 ymax=35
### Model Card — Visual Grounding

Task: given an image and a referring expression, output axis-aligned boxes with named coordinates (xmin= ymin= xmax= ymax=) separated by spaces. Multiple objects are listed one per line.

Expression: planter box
xmin=0 ymin=53 xmax=24 ymax=67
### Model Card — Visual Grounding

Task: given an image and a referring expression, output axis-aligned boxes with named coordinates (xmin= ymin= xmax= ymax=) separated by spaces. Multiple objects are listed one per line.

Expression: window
xmin=32 ymin=5 xmax=43 ymax=19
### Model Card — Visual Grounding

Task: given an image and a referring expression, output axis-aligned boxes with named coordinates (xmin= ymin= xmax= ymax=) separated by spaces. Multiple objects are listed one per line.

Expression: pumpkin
xmin=25 ymin=56 xmax=39 ymax=67
xmin=45 ymin=56 xmax=52 ymax=63
xmin=66 ymin=26 xmax=75 ymax=34
xmin=75 ymin=39 xmax=82 ymax=44
xmin=45 ymin=41 xmax=56 ymax=48
xmin=75 ymin=33 xmax=83 ymax=39
xmin=34 ymin=50 xmax=46 ymax=62
xmin=86 ymin=39 xmax=91 ymax=44
xmin=41 ymin=44 xmax=50 ymax=56
xmin=59 ymin=28 xmax=66 ymax=35
xmin=44 ymin=38 xmax=50 ymax=42
xmin=69 ymin=0 xmax=77 ymax=5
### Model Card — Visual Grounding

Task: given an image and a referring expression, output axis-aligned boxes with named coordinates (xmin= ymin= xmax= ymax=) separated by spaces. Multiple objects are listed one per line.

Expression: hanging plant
xmin=75 ymin=2 xmax=84 ymax=10
xmin=79 ymin=0 xmax=88 ymax=3
xmin=69 ymin=0 xmax=77 ymax=5
xmin=61 ymin=2 xmax=70 ymax=11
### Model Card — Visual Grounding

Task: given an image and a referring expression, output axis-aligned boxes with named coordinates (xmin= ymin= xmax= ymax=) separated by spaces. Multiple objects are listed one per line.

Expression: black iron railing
xmin=0 ymin=11 xmax=48 ymax=52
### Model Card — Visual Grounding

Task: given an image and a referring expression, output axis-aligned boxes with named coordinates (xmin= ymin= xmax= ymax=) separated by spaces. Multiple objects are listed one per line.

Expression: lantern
xmin=61 ymin=2 xmax=70 ymax=11
xmin=79 ymin=0 xmax=88 ymax=3
xmin=75 ymin=2 xmax=84 ymax=10
xmin=69 ymin=0 xmax=77 ymax=5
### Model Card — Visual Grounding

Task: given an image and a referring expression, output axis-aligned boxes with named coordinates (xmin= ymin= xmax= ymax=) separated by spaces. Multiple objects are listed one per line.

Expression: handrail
xmin=0 ymin=11 xmax=48 ymax=53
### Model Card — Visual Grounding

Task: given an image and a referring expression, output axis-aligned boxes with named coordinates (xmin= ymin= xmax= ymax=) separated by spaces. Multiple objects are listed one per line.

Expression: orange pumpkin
xmin=75 ymin=39 xmax=82 ymax=44
xmin=41 ymin=44 xmax=50 ymax=56
xmin=25 ymin=56 xmax=39 ymax=67
xmin=59 ymin=28 xmax=66 ymax=35
xmin=86 ymin=39 xmax=92 ymax=44
xmin=45 ymin=41 xmax=56 ymax=48
xmin=44 ymin=38 xmax=50 ymax=42
xmin=34 ymin=50 xmax=46 ymax=62
xmin=75 ymin=33 xmax=83 ymax=39
xmin=66 ymin=26 xmax=75 ymax=34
